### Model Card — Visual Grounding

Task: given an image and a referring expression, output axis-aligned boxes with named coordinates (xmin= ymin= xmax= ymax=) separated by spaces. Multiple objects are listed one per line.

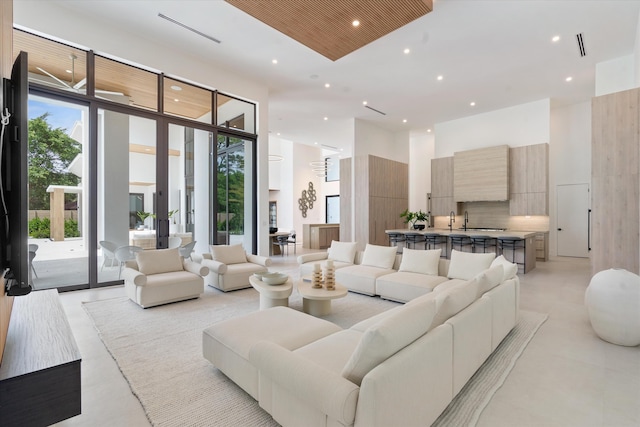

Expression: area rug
xmin=83 ymin=287 xmax=547 ymax=427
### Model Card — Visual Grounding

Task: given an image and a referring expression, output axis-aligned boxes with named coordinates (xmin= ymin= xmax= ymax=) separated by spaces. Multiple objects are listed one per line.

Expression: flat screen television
xmin=1 ymin=51 xmax=31 ymax=296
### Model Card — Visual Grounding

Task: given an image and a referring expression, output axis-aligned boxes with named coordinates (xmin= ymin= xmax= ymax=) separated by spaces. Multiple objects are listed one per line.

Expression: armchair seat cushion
xmin=144 ymin=270 xmax=203 ymax=288
xmin=199 ymin=250 xmax=272 ymax=292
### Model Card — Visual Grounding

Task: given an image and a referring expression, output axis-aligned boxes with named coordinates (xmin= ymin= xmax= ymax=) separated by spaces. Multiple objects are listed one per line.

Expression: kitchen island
xmin=385 ymin=228 xmax=537 ymax=273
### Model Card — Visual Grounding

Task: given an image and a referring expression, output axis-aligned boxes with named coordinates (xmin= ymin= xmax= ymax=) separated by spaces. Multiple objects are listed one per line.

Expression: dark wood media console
xmin=0 ymin=289 xmax=81 ymax=426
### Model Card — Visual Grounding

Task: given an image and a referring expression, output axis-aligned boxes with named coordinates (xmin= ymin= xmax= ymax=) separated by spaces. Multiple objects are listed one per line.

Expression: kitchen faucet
xmin=463 ymin=210 xmax=469 ymax=231
xmin=448 ymin=211 xmax=456 ymax=231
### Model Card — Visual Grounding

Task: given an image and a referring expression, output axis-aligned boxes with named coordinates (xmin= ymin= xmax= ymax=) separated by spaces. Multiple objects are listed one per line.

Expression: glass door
xmin=97 ymin=109 xmax=156 ymax=284
xmin=215 ymin=133 xmax=255 ymax=252
xmin=27 ymin=95 xmax=89 ymax=290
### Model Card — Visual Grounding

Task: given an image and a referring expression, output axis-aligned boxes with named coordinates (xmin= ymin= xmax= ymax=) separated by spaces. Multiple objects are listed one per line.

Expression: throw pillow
xmin=327 ymin=241 xmax=358 ymax=264
xmin=447 ymin=249 xmax=495 ymax=280
xmin=476 ymin=264 xmax=505 ymax=296
xmin=430 ymin=277 xmax=480 ymax=330
xmin=341 ymin=297 xmax=436 ymax=386
xmin=360 ymin=244 xmax=398 ymax=269
xmin=490 ymin=255 xmax=519 ymax=281
xmin=210 ymin=244 xmax=247 ymax=265
xmin=398 ymin=248 xmax=441 ymax=275
xmin=136 ymin=248 xmax=184 ymax=276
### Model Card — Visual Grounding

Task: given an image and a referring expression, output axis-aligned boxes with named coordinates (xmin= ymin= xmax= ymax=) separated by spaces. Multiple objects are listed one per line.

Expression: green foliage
xmin=400 ymin=209 xmax=430 ymax=227
xmin=29 ymin=216 xmax=50 ymax=238
xmin=64 ymin=218 xmax=80 ymax=238
xmin=28 ymin=113 xmax=82 ymax=210
xmin=28 ymin=216 xmax=80 ymax=238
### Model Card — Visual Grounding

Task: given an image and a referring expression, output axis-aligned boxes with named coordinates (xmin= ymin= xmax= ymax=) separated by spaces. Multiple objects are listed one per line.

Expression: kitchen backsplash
xmin=431 ymin=201 xmax=549 ymax=232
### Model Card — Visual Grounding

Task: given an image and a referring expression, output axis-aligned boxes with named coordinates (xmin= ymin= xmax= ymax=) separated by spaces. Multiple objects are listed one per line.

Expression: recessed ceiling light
xmin=324 ymin=117 xmax=328 ymax=121
xmin=403 ymin=48 xmax=410 ymax=54
xmin=324 ymin=83 xmax=330 ymax=88
xmin=470 ymin=102 xmax=476 ymax=107
xmin=427 ymin=129 xmax=432 ymax=133
xmin=340 ymin=148 xmax=344 ymax=151
xmin=565 ymin=76 xmax=573 ymax=82
xmin=272 ymin=59 xmax=278 ymax=64
xmin=170 ymin=85 xmax=182 ymax=91
xmin=352 ymin=20 xmax=360 ymax=27
xmin=552 ymin=35 xmax=560 ymax=43
xmin=437 ymin=75 xmax=443 ymax=81
xmin=362 ymin=101 xmax=368 ymax=105
xmin=402 ymin=119 xmax=407 ymax=123
xmin=276 ymin=132 xmax=281 ymax=136
xmin=174 ymin=98 xmax=179 ymax=102
xmin=314 ymin=142 xmax=318 ymax=145
xmin=65 ymin=69 xmax=72 ymax=74
xmin=145 ymin=148 xmax=151 ymax=152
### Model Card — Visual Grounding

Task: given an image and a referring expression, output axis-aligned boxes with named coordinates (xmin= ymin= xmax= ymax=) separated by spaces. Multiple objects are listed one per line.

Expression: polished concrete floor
xmin=53 ymin=249 xmax=639 ymax=427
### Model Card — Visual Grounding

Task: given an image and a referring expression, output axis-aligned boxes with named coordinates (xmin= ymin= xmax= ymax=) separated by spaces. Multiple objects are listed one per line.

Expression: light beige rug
xmin=83 ymin=287 xmax=546 ymax=427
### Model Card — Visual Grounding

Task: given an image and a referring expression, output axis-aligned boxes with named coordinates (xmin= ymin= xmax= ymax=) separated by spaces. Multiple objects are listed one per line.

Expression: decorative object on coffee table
xmin=324 ymin=259 xmax=335 ymax=290
xmin=312 ymin=263 xmax=323 ymax=289
xmin=585 ymin=268 xmax=640 ymax=346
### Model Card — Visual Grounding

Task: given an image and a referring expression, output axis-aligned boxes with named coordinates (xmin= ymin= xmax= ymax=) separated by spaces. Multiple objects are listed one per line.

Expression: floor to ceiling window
xmin=15 ymin=28 xmax=258 ymax=290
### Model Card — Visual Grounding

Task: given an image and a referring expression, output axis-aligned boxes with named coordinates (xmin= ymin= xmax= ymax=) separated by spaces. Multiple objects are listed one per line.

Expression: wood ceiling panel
xmin=225 ymin=0 xmax=433 ymax=61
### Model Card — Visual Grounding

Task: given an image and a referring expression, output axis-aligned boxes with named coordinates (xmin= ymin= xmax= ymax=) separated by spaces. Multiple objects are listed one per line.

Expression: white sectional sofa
xmin=203 ymin=252 xmax=520 ymax=427
xmin=297 ymin=240 xmax=359 ymax=277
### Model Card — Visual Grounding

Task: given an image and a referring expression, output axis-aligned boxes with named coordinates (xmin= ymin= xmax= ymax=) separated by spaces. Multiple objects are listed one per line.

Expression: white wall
xmin=353 ymin=119 xmax=410 ymax=163
xmin=434 ymin=99 xmax=551 ymax=158
xmin=409 ymin=130 xmax=434 ymax=214
xmin=595 ymin=55 xmax=635 ymax=96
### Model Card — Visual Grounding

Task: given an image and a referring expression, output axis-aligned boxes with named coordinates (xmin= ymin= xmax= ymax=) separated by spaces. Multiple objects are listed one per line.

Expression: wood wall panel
xmin=454 ymin=145 xmax=509 ymax=202
xmin=431 ymin=157 xmax=453 ymax=198
xmin=339 ymin=158 xmax=352 ymax=241
xmin=354 ymin=156 xmax=370 ymax=250
xmin=591 ymin=88 xmax=640 ymax=275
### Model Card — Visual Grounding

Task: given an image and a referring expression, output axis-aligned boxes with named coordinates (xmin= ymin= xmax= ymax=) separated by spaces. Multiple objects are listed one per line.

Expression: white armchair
xmin=122 ymin=247 xmax=209 ymax=308
xmin=194 ymin=244 xmax=272 ymax=292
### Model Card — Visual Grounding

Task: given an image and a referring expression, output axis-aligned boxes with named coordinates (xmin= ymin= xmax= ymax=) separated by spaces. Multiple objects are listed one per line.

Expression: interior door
xmin=556 ymin=183 xmax=589 ymax=257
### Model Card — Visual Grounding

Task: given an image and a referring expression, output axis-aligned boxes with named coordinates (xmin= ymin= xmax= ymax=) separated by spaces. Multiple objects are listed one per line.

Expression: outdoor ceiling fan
xmin=34 ymin=53 xmax=124 ymax=97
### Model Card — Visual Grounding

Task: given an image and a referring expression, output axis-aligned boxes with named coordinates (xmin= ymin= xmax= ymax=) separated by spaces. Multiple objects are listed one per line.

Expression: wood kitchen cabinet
xmin=509 ymin=143 xmax=548 ymax=215
xmin=454 ymin=145 xmax=509 ymax=202
xmin=431 ymin=157 xmax=458 ymax=215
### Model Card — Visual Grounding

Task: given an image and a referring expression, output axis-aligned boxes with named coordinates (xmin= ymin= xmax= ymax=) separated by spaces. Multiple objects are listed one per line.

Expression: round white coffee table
xmin=297 ymin=280 xmax=348 ymax=316
xmin=249 ymin=275 xmax=293 ymax=310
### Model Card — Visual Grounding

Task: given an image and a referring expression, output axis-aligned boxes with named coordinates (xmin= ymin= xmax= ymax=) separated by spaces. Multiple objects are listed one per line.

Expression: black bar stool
xmin=470 ymin=235 xmax=497 ymax=254
xmin=386 ymin=232 xmax=406 ymax=252
xmin=449 ymin=234 xmax=473 ymax=253
xmin=497 ymin=236 xmax=526 ymax=273
xmin=404 ymin=232 xmax=426 ymax=249
xmin=424 ymin=233 xmax=448 ymax=258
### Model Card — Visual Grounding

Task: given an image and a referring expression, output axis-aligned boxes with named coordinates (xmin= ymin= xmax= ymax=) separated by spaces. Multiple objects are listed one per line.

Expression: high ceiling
xmin=13 ymin=1 xmax=640 ymax=154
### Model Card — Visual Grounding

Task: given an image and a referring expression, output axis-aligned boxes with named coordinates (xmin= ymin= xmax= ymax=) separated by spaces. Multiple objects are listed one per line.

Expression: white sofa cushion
xmin=398 ymin=248 xmax=441 ymax=275
xmin=210 ymin=244 xmax=247 ymax=265
xmin=375 ymin=272 xmax=448 ymax=303
xmin=430 ymin=278 xmax=480 ymax=329
xmin=360 ymin=244 xmax=398 ymax=269
xmin=135 ymin=248 xmax=184 ymax=275
xmin=447 ymin=250 xmax=495 ymax=280
xmin=327 ymin=241 xmax=358 ymax=264
xmin=490 ymin=255 xmax=518 ymax=281
xmin=341 ymin=297 xmax=437 ymax=386
xmin=476 ymin=264 xmax=505 ymax=296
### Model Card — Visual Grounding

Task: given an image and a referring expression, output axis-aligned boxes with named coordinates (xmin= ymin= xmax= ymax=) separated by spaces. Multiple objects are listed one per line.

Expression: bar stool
xmin=470 ymin=235 xmax=497 ymax=254
xmin=386 ymin=231 xmax=406 ymax=250
xmin=497 ymin=236 xmax=526 ymax=273
xmin=424 ymin=233 xmax=448 ymax=258
xmin=449 ymin=234 xmax=473 ymax=253
xmin=405 ymin=232 xmax=426 ymax=249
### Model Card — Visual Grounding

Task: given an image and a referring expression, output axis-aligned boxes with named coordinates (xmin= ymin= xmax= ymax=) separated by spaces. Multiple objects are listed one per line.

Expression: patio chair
xmin=99 ymin=240 xmax=118 ymax=271
xmin=28 ymin=243 xmax=38 ymax=278
xmin=115 ymin=245 xmax=144 ymax=279
xmin=179 ymin=240 xmax=197 ymax=260
xmin=286 ymin=230 xmax=297 ymax=255
xmin=168 ymin=236 xmax=182 ymax=249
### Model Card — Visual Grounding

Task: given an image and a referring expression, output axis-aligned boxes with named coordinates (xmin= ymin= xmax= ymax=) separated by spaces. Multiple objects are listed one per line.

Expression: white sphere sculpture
xmin=585 ymin=268 xmax=640 ymax=346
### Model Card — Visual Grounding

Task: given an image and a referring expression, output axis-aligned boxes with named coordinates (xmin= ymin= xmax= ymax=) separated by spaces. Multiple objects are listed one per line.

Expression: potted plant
xmin=400 ymin=209 xmax=430 ymax=230
xmin=136 ymin=211 xmax=156 ymax=230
